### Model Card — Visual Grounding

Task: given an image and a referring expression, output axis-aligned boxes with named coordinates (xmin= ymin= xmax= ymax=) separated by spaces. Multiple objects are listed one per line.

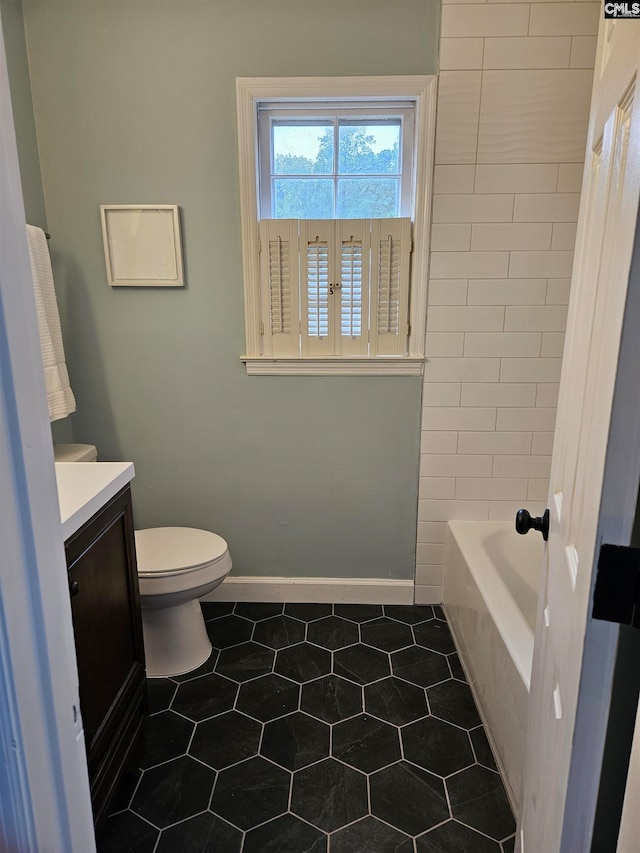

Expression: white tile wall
xmin=532 ymin=432 xmax=554 ymax=455
xmin=427 ymin=305 xmax=506 ymax=331
xmin=514 ymin=193 xmax=581 ymax=222
xmin=423 ymin=357 xmax=500 ymax=382
xmin=536 ymin=383 xmax=560 ymax=407
xmin=541 ymin=331 xmax=566 ymax=356
xmin=421 ymin=454 xmax=494 ymax=477
xmin=458 ymin=431 xmax=533 ymax=455
xmin=467 ymin=278 xmax=547 ymax=304
xmin=508 ymin=250 xmax=574 ymax=278
xmin=570 ymin=37 xmax=597 ymax=70
xmin=546 ymin=278 xmax=571 ymax=303
xmin=551 ymin=223 xmax=578 ymax=251
xmin=440 ymin=38 xmax=485 ymax=70
xmin=499 ymin=358 xmax=563 ymax=382
xmin=417 ymin=5 xmax=596 ymax=604
xmin=435 ymin=71 xmax=482 ymax=164
xmin=464 ymin=332 xmax=542 ymax=357
xmin=557 ymin=163 xmax=585 ymax=192
xmin=461 ymin=382 xmax=537 ymax=407
xmin=433 ymin=165 xmax=476 ymax=194
xmin=433 ymin=194 xmax=515 ymax=222
xmin=471 ymin=222 xmax=552 ymax=250
xmin=427 ymin=279 xmax=469 ymax=304
xmin=474 ymin=164 xmax=558 ymax=194
xmin=417 ymin=522 xmax=447 ymax=543
xmin=504 ymin=305 xmax=569 ymax=331
xmin=477 ymin=70 xmax=593 ymax=163
xmin=422 ymin=382 xmax=462 ymax=406
xmin=483 ymin=37 xmax=571 ymax=70
xmin=431 ymin=224 xmax=472 ymax=251
xmin=528 ymin=3 xmax=599 ymax=37
xmin=425 ymin=332 xmax=465 ymax=356
xmin=441 ymin=5 xmax=530 ymax=38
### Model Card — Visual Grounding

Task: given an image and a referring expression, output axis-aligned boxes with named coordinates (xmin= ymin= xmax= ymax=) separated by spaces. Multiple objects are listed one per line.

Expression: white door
xmin=519 ymin=16 xmax=640 ymax=853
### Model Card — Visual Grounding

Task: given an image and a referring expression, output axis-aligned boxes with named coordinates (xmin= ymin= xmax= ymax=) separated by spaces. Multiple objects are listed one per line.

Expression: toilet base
xmin=141 ymin=599 xmax=212 ymax=677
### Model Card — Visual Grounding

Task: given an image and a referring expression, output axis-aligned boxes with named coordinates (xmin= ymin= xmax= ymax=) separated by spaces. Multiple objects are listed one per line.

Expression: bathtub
xmin=443 ymin=520 xmax=543 ymax=812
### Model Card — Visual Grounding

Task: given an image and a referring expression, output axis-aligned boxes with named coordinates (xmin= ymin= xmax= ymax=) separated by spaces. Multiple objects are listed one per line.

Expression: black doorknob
xmin=70 ymin=579 xmax=80 ymax=596
xmin=515 ymin=508 xmax=550 ymax=541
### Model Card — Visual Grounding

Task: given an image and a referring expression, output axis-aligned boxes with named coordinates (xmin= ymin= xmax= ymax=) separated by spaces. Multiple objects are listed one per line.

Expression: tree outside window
xmin=270 ymin=121 xmax=403 ymax=219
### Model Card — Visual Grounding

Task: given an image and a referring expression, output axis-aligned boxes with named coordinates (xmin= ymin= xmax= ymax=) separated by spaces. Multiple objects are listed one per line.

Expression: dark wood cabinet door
xmin=65 ymin=486 xmax=146 ymax=825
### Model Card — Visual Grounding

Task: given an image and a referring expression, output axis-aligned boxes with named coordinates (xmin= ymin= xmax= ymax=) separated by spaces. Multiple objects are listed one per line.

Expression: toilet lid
xmin=135 ymin=527 xmax=229 ymax=577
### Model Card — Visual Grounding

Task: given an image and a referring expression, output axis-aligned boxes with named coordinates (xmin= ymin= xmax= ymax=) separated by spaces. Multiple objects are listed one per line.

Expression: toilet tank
xmin=54 ymin=443 xmax=98 ymax=462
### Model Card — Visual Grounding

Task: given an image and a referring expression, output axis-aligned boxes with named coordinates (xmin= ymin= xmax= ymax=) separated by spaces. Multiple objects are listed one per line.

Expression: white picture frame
xmin=100 ymin=204 xmax=185 ymax=287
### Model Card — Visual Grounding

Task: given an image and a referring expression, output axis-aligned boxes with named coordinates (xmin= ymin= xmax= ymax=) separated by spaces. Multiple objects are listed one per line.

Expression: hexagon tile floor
xmin=97 ymin=603 xmax=516 ymax=853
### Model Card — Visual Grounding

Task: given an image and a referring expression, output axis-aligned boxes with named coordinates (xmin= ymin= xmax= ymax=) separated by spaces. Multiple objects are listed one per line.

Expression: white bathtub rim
xmin=446 ymin=520 xmax=541 ymax=691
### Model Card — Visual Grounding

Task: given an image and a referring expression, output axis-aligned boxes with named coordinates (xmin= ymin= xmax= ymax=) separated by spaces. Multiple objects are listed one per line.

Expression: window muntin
xmin=259 ymin=106 xmax=414 ymax=219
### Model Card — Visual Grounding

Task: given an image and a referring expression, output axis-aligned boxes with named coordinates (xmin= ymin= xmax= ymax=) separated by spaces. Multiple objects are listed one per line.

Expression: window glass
xmin=273 ymin=179 xmax=334 ymax=219
xmin=273 ymin=123 xmax=333 ymax=174
xmin=337 ymin=178 xmax=399 ymax=218
xmin=263 ymin=111 xmax=409 ymax=218
xmin=338 ymin=121 xmax=401 ymax=175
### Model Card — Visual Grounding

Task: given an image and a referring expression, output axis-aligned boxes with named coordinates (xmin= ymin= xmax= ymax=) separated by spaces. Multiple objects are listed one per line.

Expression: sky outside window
xmin=271 ymin=119 xmax=403 ymax=218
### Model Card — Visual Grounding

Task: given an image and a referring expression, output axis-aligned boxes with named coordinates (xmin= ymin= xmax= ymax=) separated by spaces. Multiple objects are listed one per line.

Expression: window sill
xmin=240 ymin=356 xmax=425 ymax=376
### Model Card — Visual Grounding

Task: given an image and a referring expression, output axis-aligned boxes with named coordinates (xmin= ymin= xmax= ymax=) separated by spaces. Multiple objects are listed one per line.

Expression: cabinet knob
xmin=70 ymin=580 xmax=80 ymax=596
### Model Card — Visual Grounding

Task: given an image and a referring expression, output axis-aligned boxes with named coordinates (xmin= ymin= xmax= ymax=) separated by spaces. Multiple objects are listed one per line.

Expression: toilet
xmin=135 ymin=527 xmax=231 ymax=676
xmin=55 ymin=443 xmax=232 ymax=677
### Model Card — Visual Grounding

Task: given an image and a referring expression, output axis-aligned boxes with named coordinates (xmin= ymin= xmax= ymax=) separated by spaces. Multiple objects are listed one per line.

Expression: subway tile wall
xmin=416 ymin=1 xmax=598 ymax=604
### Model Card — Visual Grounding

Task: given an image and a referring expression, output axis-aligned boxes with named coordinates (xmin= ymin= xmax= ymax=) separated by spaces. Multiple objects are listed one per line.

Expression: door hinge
xmin=260 ymin=322 xmax=264 ymax=336
xmin=407 ymin=323 xmax=412 ymax=336
xmin=592 ymin=544 xmax=640 ymax=629
xmin=258 ymin=239 xmax=262 ymax=253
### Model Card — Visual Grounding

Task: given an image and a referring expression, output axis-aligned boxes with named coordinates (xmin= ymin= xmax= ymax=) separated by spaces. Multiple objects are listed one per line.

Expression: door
xmin=519 ymin=16 xmax=640 ymax=853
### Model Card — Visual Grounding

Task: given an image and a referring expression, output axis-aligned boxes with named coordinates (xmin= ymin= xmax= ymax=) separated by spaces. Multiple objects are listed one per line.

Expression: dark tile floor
xmin=97 ymin=602 xmax=516 ymax=853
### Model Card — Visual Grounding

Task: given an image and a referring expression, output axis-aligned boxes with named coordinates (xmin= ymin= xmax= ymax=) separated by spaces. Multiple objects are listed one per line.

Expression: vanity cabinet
xmin=65 ymin=484 xmax=146 ymax=827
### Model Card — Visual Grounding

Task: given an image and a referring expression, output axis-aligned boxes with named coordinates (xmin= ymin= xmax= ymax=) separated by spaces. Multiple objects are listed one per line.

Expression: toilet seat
xmin=135 ymin=527 xmax=229 ymax=578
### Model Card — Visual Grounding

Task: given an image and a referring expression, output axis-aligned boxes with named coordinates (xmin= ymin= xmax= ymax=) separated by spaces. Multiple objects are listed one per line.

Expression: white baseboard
xmin=202 ymin=576 xmax=415 ymax=605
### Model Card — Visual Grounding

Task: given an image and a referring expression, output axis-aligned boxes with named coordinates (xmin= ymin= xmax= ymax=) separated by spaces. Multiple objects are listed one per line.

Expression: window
xmin=258 ymin=107 xmax=415 ymax=219
xmin=236 ymin=77 xmax=436 ymax=375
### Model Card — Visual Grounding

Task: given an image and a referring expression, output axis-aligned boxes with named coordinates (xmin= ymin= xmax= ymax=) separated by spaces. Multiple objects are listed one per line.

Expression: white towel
xmin=25 ymin=225 xmax=76 ymax=422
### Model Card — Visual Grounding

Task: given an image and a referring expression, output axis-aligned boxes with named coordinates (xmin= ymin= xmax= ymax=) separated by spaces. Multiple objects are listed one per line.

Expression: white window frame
xmin=236 ymin=76 xmax=437 ymax=376
xmin=258 ymin=105 xmax=415 ymax=219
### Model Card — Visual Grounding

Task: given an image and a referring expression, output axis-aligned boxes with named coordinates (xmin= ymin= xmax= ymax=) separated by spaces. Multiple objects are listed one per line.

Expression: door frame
xmin=0 ymin=8 xmax=96 ymax=851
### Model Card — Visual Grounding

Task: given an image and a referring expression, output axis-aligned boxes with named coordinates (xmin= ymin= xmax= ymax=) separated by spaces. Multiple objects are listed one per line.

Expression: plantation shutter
xmin=336 ymin=219 xmax=370 ymax=357
xmin=258 ymin=217 xmax=411 ymax=358
xmin=259 ymin=219 xmax=299 ymax=356
xmin=370 ymin=217 xmax=411 ymax=356
xmin=300 ymin=220 xmax=334 ymax=356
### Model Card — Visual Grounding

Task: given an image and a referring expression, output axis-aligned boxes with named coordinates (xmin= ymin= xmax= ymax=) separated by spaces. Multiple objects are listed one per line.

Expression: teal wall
xmin=0 ymin=0 xmax=72 ymax=444
xmin=0 ymin=0 xmax=44 ymax=228
xmin=19 ymin=0 xmax=439 ymax=579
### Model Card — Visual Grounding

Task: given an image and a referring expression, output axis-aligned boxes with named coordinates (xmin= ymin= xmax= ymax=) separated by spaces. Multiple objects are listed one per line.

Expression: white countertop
xmin=56 ymin=462 xmax=135 ymax=540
